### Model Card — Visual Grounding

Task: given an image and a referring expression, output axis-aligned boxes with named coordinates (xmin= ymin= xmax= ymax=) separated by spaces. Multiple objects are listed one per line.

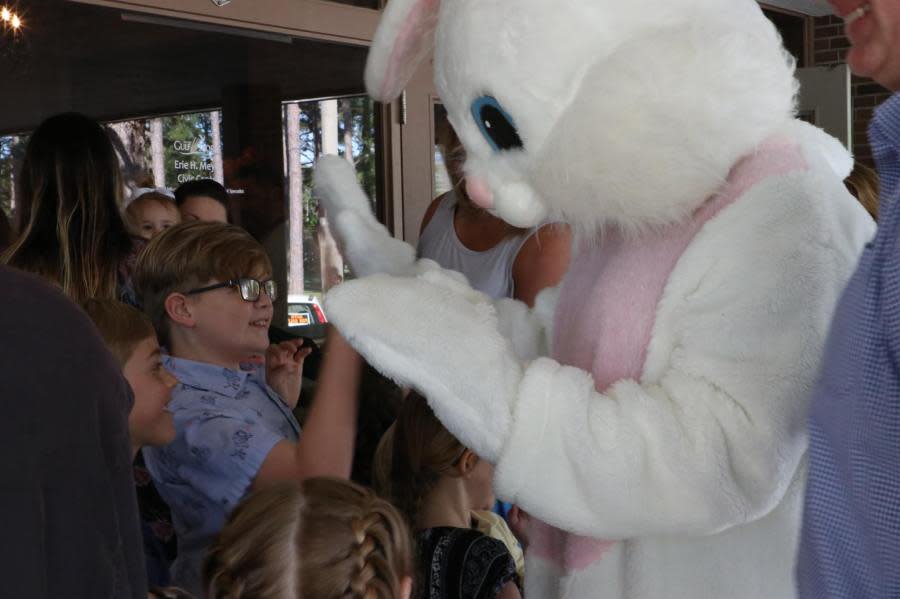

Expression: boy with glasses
xmin=133 ymin=221 xmax=362 ymax=594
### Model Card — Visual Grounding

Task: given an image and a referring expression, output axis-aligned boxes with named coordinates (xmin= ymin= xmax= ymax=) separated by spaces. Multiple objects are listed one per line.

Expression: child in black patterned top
xmin=375 ymin=393 xmax=520 ymax=599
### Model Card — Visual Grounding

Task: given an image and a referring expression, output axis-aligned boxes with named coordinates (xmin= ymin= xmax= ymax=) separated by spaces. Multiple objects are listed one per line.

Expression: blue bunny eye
xmin=470 ymin=96 xmax=523 ymax=152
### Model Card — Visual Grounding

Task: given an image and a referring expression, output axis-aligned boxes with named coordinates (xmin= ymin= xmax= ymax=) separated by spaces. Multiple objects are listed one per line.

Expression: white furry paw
xmin=325 ymin=272 xmax=521 ymax=462
xmin=313 ymin=155 xmax=373 ymax=221
xmin=333 ymin=210 xmax=417 ymax=277
xmin=313 ymin=156 xmax=416 ymax=278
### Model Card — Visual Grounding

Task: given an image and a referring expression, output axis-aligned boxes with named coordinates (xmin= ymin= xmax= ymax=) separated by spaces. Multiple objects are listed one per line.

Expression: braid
xmin=300 ymin=478 xmax=413 ymax=599
xmin=202 ymin=479 xmax=412 ymax=599
xmin=345 ymin=508 xmax=406 ymax=599
xmin=348 ymin=513 xmax=379 ymax=596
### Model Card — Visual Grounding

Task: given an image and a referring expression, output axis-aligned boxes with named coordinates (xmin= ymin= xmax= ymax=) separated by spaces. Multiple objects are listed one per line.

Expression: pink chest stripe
xmin=528 ymin=139 xmax=808 ymax=572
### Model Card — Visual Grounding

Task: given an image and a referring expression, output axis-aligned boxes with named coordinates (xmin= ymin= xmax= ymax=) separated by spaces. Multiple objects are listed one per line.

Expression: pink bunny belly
xmin=528 ymin=138 xmax=807 ymax=573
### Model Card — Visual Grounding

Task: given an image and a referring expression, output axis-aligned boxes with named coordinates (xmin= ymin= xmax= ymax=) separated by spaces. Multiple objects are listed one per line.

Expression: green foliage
xmin=284 ymin=95 xmax=378 ymax=293
xmin=0 ymin=134 xmax=28 ymax=219
xmin=343 ymin=96 xmax=378 ymax=208
xmin=161 ymin=112 xmax=215 ymax=187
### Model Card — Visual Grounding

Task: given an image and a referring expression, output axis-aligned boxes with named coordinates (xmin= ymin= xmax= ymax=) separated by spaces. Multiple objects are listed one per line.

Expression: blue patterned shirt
xmin=143 ymin=355 xmax=301 ymax=595
xmin=797 ymin=93 xmax=900 ymax=598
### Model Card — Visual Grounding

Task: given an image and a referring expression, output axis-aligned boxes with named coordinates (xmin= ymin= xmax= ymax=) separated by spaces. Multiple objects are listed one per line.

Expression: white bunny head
xmin=366 ymin=0 xmax=797 ymax=238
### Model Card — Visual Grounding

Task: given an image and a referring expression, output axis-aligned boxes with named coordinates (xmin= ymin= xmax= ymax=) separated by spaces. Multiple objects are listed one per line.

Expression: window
xmin=0 ymin=0 xmax=380 ymax=331
xmin=762 ymin=8 xmax=809 ymax=67
xmin=282 ymin=96 xmax=378 ymax=299
xmin=0 ymin=134 xmax=27 ymax=221
xmin=433 ymin=104 xmax=454 ymax=198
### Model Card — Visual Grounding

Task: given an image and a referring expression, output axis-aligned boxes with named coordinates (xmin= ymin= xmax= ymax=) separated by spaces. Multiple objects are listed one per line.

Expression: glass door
xmin=0 ymin=0 xmax=386 ymax=331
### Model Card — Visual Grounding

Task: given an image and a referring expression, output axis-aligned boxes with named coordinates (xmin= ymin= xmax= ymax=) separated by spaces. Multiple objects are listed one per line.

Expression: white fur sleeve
xmin=494 ymin=169 xmax=874 ymax=539
xmin=493 ymin=287 xmax=559 ymax=363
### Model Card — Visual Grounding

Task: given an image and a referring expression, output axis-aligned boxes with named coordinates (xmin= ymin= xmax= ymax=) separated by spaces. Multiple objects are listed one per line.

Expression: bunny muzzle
xmin=465 ymin=160 xmax=548 ymax=228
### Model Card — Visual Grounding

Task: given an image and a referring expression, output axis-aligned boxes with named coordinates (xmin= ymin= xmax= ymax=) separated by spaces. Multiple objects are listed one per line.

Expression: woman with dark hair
xmin=0 ymin=209 xmax=11 ymax=253
xmin=174 ymin=178 xmax=229 ymax=223
xmin=1 ymin=112 xmax=134 ymax=303
xmin=0 ymin=265 xmax=148 ymax=599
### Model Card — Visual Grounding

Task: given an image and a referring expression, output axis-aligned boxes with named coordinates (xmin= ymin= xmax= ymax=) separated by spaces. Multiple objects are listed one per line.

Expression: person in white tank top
xmin=417 ymin=125 xmax=571 ymax=306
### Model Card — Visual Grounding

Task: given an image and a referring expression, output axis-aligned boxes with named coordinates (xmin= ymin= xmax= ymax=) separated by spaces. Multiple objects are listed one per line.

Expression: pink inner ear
xmin=378 ymin=0 xmax=441 ymax=101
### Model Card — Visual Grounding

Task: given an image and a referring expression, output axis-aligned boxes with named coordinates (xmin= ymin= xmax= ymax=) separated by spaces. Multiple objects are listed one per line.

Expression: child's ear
xmin=457 ymin=449 xmax=479 ymax=478
xmin=164 ymin=292 xmax=195 ymax=327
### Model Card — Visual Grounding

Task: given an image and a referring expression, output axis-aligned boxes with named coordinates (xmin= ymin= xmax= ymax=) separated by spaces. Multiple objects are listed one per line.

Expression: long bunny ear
xmin=365 ymin=0 xmax=441 ymax=102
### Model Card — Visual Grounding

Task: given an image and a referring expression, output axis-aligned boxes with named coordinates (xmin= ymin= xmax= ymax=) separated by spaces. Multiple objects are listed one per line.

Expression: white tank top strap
xmin=417 ymin=189 xmax=529 ymax=300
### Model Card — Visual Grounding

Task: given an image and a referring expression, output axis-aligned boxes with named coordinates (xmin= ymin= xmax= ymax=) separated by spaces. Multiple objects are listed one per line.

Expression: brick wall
xmin=813 ymin=15 xmax=892 ymax=165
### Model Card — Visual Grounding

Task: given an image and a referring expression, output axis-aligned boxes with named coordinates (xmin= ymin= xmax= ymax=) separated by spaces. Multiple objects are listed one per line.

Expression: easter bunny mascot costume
xmin=314 ymin=0 xmax=875 ymax=597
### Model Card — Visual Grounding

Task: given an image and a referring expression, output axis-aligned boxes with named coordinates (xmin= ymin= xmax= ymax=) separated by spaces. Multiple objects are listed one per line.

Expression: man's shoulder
xmin=0 ymin=266 xmax=126 ymax=403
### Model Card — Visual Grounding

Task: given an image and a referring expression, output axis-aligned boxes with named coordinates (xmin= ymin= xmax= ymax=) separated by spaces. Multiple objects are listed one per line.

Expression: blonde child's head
xmin=125 ymin=191 xmax=181 ymax=240
xmin=82 ymin=298 xmax=177 ymax=452
xmin=204 ymin=477 xmax=413 ymax=599
xmin=132 ymin=221 xmax=274 ymax=360
xmin=374 ymin=392 xmax=495 ymax=529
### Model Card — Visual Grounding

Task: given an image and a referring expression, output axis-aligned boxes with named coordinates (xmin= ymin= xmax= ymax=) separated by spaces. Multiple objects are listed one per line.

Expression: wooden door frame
xmin=68 ymin=0 xmax=380 ymax=45
xmin=69 ymin=0 xmax=430 ymax=240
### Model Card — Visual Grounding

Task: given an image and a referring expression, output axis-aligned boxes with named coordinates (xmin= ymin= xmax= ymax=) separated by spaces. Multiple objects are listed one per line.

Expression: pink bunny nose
xmin=465 ymin=176 xmax=494 ymax=209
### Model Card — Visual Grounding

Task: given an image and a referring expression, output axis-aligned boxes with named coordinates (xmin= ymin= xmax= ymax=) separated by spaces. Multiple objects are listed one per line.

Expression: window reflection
xmin=0 ymin=0 xmax=379 ymax=330
xmin=282 ymin=96 xmax=377 ymax=300
xmin=326 ymin=0 xmax=380 ymax=8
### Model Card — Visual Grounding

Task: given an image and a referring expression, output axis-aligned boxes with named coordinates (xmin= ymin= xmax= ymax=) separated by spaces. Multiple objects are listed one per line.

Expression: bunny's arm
xmin=494 ymin=286 xmax=559 ymax=363
xmin=313 ymin=156 xmax=418 ymax=278
xmin=494 ymin=175 xmax=873 ymax=539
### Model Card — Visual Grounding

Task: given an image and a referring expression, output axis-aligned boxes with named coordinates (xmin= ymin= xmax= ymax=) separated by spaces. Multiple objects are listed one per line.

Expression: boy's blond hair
xmin=82 ymin=298 xmax=157 ymax=368
xmin=204 ymin=477 xmax=413 ymax=599
xmin=133 ymin=221 xmax=272 ymax=346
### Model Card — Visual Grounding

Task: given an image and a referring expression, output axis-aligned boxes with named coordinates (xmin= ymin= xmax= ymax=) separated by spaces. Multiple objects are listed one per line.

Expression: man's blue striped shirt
xmin=797 ymin=92 xmax=900 ymax=599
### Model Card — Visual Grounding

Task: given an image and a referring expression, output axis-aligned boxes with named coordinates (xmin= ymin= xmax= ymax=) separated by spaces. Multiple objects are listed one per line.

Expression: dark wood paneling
xmin=0 ymin=0 xmax=368 ymax=134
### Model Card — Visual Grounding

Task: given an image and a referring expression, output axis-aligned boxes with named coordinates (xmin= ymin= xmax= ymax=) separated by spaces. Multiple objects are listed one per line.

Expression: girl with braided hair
xmin=374 ymin=393 xmax=521 ymax=599
xmin=203 ymin=477 xmax=413 ymax=599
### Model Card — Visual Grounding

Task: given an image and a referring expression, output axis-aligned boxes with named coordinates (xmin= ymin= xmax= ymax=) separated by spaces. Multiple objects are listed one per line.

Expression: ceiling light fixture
xmin=1 ymin=5 xmax=22 ymax=30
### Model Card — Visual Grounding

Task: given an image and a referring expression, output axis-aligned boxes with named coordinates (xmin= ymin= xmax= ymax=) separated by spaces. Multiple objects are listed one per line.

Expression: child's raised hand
xmin=314 ymin=156 xmax=417 ymax=278
xmin=265 ymin=339 xmax=312 ymax=409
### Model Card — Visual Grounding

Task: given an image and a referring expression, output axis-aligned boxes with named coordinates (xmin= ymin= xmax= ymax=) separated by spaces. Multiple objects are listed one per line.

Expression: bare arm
xmin=253 ymin=328 xmax=361 ymax=489
xmin=496 ymin=582 xmax=522 ymax=599
xmin=512 ymin=223 xmax=572 ymax=307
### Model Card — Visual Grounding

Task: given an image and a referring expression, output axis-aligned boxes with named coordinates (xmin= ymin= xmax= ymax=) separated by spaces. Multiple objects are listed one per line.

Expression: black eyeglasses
xmin=185 ymin=278 xmax=278 ymax=302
